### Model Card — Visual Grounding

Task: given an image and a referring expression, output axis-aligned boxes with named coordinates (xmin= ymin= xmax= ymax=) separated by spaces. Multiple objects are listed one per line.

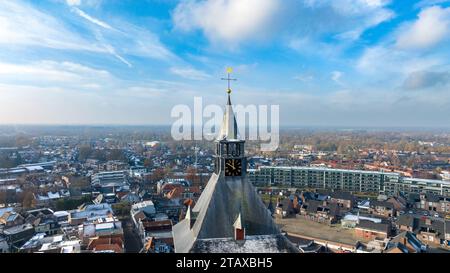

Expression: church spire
xmin=218 ymin=67 xmax=239 ymax=140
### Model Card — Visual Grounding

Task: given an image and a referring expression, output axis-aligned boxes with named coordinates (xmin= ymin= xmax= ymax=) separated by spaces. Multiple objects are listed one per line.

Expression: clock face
xmin=224 ymin=158 xmax=242 ymax=177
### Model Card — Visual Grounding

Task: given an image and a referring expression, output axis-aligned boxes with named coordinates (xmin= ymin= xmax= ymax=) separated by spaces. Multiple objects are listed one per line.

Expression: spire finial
xmin=221 ymin=67 xmax=237 ymax=94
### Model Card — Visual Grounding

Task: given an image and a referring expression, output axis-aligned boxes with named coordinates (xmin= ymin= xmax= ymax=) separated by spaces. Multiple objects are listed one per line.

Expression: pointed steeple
xmin=218 ymin=68 xmax=239 ymax=140
xmin=217 ymin=93 xmax=239 ymax=140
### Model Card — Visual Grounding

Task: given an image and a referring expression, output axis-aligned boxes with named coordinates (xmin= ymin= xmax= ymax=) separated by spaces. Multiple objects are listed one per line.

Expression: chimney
xmin=293 ymin=196 xmax=299 ymax=210
xmin=233 ymin=213 xmax=245 ymax=241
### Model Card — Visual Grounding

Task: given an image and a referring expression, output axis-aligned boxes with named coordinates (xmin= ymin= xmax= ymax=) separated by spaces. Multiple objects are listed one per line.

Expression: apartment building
xmin=248 ymin=166 xmax=450 ymax=197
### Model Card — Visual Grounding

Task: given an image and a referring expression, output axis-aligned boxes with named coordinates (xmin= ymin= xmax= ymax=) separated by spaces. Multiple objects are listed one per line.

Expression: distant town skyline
xmin=1 ymin=0 xmax=450 ymax=127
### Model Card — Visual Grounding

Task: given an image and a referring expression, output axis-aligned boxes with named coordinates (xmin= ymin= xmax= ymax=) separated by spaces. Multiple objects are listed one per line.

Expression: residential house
xmin=20 ymin=233 xmax=80 ymax=253
xmin=355 ymin=220 xmax=391 ymax=240
xmin=0 ymin=211 xmax=24 ymax=228
xmin=397 ymin=214 xmax=449 ymax=246
xmin=417 ymin=193 xmax=450 ymax=214
xmin=138 ymin=219 xmax=173 ymax=249
xmin=68 ymin=203 xmax=113 ymax=225
xmin=2 ymin=223 xmax=35 ymax=251
xmin=386 ymin=196 xmax=407 ymax=215
xmin=386 ymin=231 xmax=427 ymax=253
xmin=299 ymin=200 xmax=340 ymax=224
xmin=87 ymin=235 xmax=124 ymax=253
xmin=329 ymin=191 xmax=355 ymax=210
xmin=275 ymin=198 xmax=295 ymax=218
xmin=142 ymin=237 xmax=174 ymax=253
xmin=369 ymin=201 xmax=396 ymax=218
xmin=130 ymin=200 xmax=156 ymax=228
xmin=79 ymin=217 xmax=123 ymax=246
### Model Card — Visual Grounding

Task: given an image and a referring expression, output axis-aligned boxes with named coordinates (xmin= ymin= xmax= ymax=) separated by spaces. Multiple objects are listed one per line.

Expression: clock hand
xmin=226 ymin=162 xmax=236 ymax=170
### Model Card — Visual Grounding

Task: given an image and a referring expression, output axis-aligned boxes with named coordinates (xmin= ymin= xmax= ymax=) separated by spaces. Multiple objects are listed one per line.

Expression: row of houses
xmin=0 ymin=202 xmax=124 ymax=253
xmin=272 ymin=189 xmax=450 ymax=252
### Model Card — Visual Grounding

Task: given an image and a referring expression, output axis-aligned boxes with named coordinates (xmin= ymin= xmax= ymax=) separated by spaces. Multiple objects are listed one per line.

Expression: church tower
xmin=214 ymin=68 xmax=246 ymax=178
xmin=172 ymin=68 xmax=298 ymax=253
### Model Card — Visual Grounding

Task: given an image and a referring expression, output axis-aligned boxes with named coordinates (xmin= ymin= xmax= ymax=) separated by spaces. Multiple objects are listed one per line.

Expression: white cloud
xmin=66 ymin=0 xmax=81 ymax=6
xmin=0 ymin=1 xmax=177 ymax=67
xmin=103 ymin=44 xmax=132 ymax=67
xmin=170 ymin=67 xmax=211 ymax=80
xmin=0 ymin=1 xmax=103 ymax=52
xmin=396 ymin=6 xmax=450 ymax=50
xmin=331 ymin=71 xmax=343 ymax=85
xmin=65 ymin=0 xmax=102 ymax=7
xmin=0 ymin=61 xmax=111 ymax=87
xmin=356 ymin=45 xmax=442 ymax=76
xmin=294 ymin=75 xmax=314 ymax=82
xmin=72 ymin=7 xmax=114 ymax=30
xmin=173 ymin=0 xmax=394 ymax=46
xmin=173 ymin=0 xmax=279 ymax=44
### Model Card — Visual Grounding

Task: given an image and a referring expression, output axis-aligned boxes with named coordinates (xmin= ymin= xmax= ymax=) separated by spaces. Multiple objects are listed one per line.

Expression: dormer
xmin=233 ymin=213 xmax=245 ymax=241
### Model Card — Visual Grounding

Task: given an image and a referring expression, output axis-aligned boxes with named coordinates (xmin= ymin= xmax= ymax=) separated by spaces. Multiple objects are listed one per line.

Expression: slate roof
xmin=397 ymin=214 xmax=450 ymax=240
xmin=190 ymin=234 xmax=299 ymax=253
xmin=397 ymin=214 xmax=417 ymax=228
xmin=385 ymin=242 xmax=409 ymax=253
xmin=330 ymin=191 xmax=354 ymax=201
xmin=172 ymin=174 xmax=297 ymax=252
xmin=390 ymin=231 xmax=425 ymax=253
xmin=370 ymin=200 xmax=394 ymax=210
xmin=356 ymin=220 xmax=390 ymax=233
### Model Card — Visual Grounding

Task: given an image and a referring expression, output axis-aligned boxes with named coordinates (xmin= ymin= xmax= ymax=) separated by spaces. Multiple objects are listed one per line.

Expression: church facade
xmin=172 ymin=76 xmax=298 ymax=253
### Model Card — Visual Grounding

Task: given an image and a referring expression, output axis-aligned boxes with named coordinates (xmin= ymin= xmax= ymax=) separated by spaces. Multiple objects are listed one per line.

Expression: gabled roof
xmin=390 ymin=231 xmax=425 ymax=253
xmin=385 ymin=242 xmax=409 ymax=253
xmin=330 ymin=191 xmax=354 ymax=201
xmin=356 ymin=220 xmax=390 ymax=233
xmin=371 ymin=200 xmax=394 ymax=210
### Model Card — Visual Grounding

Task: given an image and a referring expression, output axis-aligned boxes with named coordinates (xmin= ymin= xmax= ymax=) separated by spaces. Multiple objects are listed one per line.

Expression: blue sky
xmin=1 ymin=0 xmax=450 ymax=127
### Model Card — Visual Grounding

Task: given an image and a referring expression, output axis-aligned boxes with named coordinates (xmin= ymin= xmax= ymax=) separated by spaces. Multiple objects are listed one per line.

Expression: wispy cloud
xmin=170 ymin=67 xmax=211 ymax=80
xmin=72 ymin=7 xmax=115 ymax=30
xmin=0 ymin=60 xmax=111 ymax=87
xmin=331 ymin=71 xmax=344 ymax=85
xmin=0 ymin=1 xmax=103 ymax=52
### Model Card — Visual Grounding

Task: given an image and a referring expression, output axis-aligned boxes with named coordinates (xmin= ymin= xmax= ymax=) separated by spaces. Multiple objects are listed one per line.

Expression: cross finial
xmin=221 ymin=67 xmax=237 ymax=94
